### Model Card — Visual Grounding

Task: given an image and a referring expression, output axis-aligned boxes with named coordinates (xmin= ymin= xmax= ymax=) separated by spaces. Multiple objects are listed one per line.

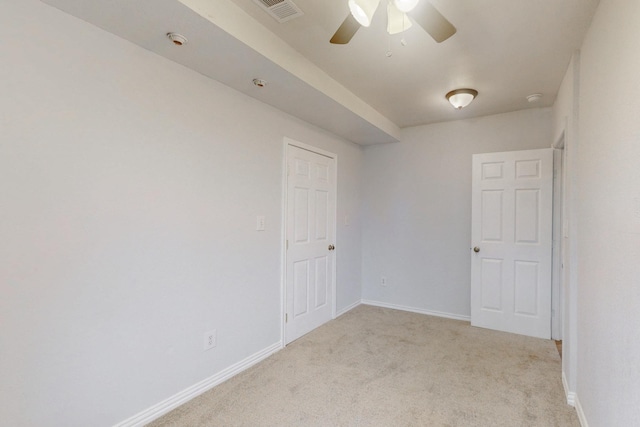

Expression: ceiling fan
xmin=330 ymin=0 xmax=456 ymax=45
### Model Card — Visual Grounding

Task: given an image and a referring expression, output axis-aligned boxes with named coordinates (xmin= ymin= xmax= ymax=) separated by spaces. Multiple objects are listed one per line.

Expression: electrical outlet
xmin=381 ymin=276 xmax=387 ymax=287
xmin=203 ymin=330 xmax=217 ymax=351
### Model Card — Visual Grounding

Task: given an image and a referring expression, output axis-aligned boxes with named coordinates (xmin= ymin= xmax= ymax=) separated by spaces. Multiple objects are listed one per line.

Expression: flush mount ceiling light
xmin=446 ymin=88 xmax=478 ymax=109
xmin=166 ymin=32 xmax=188 ymax=46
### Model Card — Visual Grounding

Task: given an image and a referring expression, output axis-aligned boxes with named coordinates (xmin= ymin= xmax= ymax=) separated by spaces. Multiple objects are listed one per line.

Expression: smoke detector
xmin=527 ymin=93 xmax=543 ymax=103
xmin=166 ymin=32 xmax=188 ymax=46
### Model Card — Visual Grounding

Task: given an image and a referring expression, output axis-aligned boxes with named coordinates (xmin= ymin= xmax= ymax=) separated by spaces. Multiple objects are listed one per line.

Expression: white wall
xmin=361 ymin=108 xmax=552 ymax=317
xmin=0 ymin=1 xmax=362 ymax=426
xmin=571 ymin=0 xmax=640 ymax=424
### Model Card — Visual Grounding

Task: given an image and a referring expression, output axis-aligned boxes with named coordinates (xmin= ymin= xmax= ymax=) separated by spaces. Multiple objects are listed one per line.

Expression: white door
xmin=471 ymin=148 xmax=553 ymax=339
xmin=285 ymin=143 xmax=336 ymax=344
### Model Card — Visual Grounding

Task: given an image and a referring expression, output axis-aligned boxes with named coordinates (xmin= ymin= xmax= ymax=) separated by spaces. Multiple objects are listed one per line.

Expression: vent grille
xmin=260 ymin=0 xmax=284 ymax=6
xmin=253 ymin=0 xmax=304 ymax=23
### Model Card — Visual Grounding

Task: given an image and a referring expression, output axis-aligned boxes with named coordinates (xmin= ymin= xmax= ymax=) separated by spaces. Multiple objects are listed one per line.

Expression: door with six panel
xmin=471 ymin=148 xmax=553 ymax=339
xmin=285 ymin=144 xmax=336 ymax=344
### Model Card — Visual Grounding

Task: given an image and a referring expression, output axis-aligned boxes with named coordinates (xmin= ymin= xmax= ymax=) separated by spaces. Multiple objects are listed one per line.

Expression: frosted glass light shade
xmin=348 ymin=0 xmax=380 ymax=27
xmin=387 ymin=2 xmax=412 ymax=34
xmin=446 ymin=89 xmax=478 ymax=109
xmin=393 ymin=0 xmax=419 ymax=12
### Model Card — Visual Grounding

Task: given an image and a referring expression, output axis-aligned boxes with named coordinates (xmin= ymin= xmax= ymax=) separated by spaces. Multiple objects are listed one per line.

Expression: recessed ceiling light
xmin=252 ymin=78 xmax=267 ymax=88
xmin=166 ymin=32 xmax=188 ymax=46
xmin=527 ymin=93 xmax=543 ymax=103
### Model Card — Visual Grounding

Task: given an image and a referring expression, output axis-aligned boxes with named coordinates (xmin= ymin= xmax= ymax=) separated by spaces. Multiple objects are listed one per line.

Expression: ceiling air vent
xmin=253 ymin=0 xmax=304 ymax=23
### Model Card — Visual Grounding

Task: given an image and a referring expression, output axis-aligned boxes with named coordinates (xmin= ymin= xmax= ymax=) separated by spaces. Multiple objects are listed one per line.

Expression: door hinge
xmin=286 ymin=239 xmax=289 ymax=250
xmin=285 ymin=313 xmax=288 ymax=323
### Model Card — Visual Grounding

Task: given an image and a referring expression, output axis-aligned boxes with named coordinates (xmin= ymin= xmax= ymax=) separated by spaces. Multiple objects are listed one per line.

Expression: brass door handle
xmin=328 ymin=245 xmax=335 ymax=251
xmin=473 ymin=246 xmax=480 ymax=253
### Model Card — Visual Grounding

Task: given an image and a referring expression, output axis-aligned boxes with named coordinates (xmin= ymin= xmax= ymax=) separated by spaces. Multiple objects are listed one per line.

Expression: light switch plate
xmin=256 ymin=216 xmax=265 ymax=231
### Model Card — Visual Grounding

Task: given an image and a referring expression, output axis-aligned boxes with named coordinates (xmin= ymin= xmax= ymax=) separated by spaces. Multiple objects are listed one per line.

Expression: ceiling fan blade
xmin=409 ymin=1 xmax=456 ymax=43
xmin=330 ymin=14 xmax=361 ymax=44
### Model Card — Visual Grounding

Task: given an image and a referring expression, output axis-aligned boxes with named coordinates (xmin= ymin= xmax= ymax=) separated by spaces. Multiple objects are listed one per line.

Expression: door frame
xmin=553 ymin=119 xmax=578 ymax=404
xmin=551 ymin=147 xmax=564 ymax=340
xmin=280 ymin=137 xmax=337 ymax=346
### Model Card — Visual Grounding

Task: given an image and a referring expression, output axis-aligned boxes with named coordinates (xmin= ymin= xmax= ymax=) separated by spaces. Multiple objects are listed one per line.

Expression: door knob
xmin=473 ymin=246 xmax=480 ymax=253
xmin=328 ymin=244 xmax=335 ymax=251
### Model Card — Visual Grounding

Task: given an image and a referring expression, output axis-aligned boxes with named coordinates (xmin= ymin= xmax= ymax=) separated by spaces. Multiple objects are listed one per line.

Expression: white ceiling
xmin=39 ymin=0 xmax=599 ymax=145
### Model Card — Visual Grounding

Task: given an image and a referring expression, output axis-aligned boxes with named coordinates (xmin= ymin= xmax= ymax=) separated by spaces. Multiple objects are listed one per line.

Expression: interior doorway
xmin=470 ymin=148 xmax=554 ymax=339
xmin=283 ymin=138 xmax=337 ymax=345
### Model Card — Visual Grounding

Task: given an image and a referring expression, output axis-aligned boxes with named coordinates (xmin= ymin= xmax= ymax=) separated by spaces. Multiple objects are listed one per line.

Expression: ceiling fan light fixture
xmin=387 ymin=2 xmax=412 ymax=34
xmin=393 ymin=0 xmax=419 ymax=13
xmin=348 ymin=0 xmax=380 ymax=27
xmin=446 ymin=88 xmax=478 ymax=109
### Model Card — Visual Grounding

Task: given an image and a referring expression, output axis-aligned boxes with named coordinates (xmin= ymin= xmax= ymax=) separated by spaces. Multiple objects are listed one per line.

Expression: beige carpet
xmin=149 ymin=305 xmax=578 ymax=426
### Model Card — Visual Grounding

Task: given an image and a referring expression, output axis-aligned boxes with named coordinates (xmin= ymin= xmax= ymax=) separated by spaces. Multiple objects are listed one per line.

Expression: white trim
xmin=560 ymin=51 xmax=580 ymax=399
xmin=285 ymin=137 xmax=336 ymax=160
xmin=575 ymin=394 xmax=588 ymax=427
xmin=551 ymin=147 xmax=564 ymax=340
xmin=552 ymin=129 xmax=566 ymax=150
xmin=361 ymin=300 xmax=471 ymax=322
xmin=280 ymin=140 xmax=289 ymax=347
xmin=562 ymin=371 xmax=576 ymax=406
xmin=114 ymin=342 xmax=281 ymax=427
xmin=336 ymin=300 xmax=361 ymax=317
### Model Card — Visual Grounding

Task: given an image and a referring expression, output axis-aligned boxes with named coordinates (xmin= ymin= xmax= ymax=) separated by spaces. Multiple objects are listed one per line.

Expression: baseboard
xmin=114 ymin=341 xmax=282 ymax=427
xmin=575 ymin=394 xmax=588 ymax=427
xmin=361 ymin=300 xmax=471 ymax=322
xmin=336 ymin=300 xmax=361 ymax=317
xmin=562 ymin=371 xmax=576 ymax=406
